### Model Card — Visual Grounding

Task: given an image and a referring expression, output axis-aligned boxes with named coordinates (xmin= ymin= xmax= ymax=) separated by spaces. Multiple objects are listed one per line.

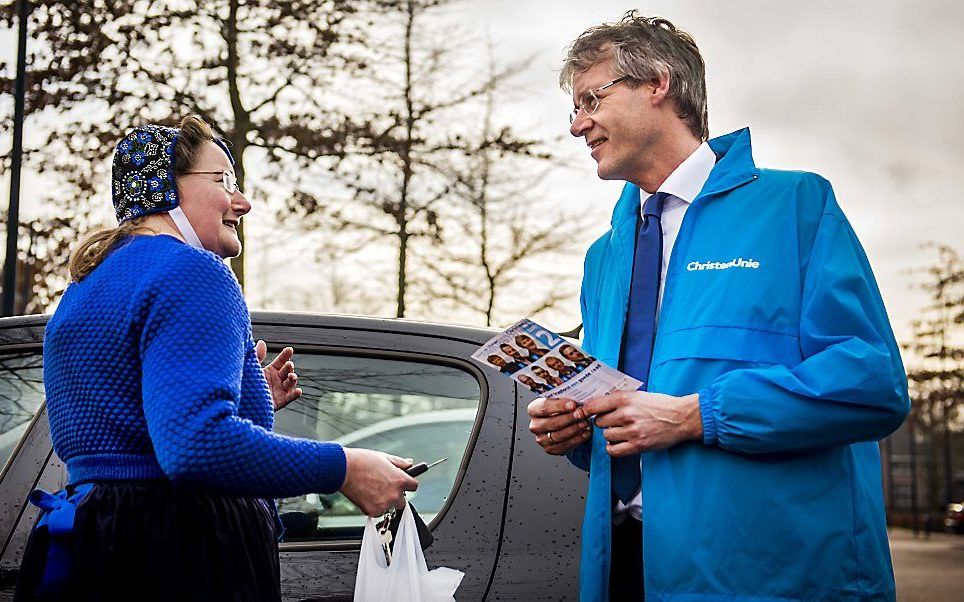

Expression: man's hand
xmin=528 ymin=397 xmax=591 ymax=455
xmin=574 ymin=392 xmax=702 ymax=456
xmin=255 ymin=340 xmax=302 ymax=412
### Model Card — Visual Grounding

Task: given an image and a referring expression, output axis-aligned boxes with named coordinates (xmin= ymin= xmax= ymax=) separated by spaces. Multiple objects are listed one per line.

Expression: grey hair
xmin=560 ymin=11 xmax=709 ymax=141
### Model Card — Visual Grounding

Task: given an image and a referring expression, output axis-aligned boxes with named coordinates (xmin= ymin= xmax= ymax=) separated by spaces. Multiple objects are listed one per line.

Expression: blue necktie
xmin=612 ymin=192 xmax=666 ymax=504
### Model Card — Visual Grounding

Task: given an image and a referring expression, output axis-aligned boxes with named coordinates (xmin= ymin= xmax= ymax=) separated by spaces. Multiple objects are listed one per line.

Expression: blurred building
xmin=881 ymin=420 xmax=964 ymax=529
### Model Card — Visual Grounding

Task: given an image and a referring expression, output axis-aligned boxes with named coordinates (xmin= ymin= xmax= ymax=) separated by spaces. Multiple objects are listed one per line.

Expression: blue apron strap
xmin=270 ymin=498 xmax=286 ymax=543
xmin=28 ymin=483 xmax=95 ymax=595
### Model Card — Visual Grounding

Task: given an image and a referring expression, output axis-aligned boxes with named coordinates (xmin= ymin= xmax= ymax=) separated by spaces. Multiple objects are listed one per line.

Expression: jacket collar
xmin=610 ymin=127 xmax=759 ymax=228
xmin=702 ymin=127 xmax=759 ymax=197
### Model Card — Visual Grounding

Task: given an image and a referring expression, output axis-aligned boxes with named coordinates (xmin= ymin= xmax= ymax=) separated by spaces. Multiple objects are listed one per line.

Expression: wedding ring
xmin=547 ymin=431 xmax=554 ymax=442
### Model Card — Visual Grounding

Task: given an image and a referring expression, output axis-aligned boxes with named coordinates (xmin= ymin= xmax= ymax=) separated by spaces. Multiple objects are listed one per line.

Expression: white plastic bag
xmin=354 ymin=504 xmax=464 ymax=602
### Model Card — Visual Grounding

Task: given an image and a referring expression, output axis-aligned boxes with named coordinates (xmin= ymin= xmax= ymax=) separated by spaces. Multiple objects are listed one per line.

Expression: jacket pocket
xmin=653 ymin=325 xmax=801 ymax=368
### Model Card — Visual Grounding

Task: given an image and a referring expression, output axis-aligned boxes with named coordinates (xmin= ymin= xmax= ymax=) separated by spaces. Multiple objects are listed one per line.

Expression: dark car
xmin=0 ymin=313 xmax=586 ymax=600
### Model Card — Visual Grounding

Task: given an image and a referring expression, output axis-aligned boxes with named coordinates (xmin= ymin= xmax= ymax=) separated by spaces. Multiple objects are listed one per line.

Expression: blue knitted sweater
xmin=44 ymin=234 xmax=346 ymax=498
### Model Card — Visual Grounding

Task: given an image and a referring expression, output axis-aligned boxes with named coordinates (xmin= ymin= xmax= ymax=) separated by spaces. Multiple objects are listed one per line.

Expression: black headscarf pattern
xmin=110 ymin=125 xmax=180 ymax=223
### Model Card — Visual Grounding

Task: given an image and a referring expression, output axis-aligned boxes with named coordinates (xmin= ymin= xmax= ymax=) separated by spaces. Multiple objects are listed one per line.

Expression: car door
xmin=484 ymin=384 xmax=587 ymax=599
xmin=0 ymin=317 xmax=65 ymax=597
xmin=0 ymin=313 xmax=539 ymax=600
xmin=251 ymin=313 xmax=514 ymax=601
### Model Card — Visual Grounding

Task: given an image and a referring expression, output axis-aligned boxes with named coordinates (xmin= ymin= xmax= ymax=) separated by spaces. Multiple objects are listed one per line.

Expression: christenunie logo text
xmin=686 ymin=258 xmax=761 ymax=271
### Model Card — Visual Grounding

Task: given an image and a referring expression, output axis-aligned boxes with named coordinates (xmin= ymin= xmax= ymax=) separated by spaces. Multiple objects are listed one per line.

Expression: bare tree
xmin=422 ymin=47 xmax=580 ymax=327
xmin=903 ymin=242 xmax=964 ymax=507
xmin=0 ymin=211 xmax=77 ymax=314
xmin=284 ymin=0 xmax=550 ymax=319
xmin=1 ymin=0 xmax=367 ymax=288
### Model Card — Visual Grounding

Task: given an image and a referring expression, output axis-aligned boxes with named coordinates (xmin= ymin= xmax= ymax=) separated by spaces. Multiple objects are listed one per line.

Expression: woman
xmin=16 ymin=116 xmax=417 ymax=602
xmin=518 ymin=374 xmax=551 ymax=395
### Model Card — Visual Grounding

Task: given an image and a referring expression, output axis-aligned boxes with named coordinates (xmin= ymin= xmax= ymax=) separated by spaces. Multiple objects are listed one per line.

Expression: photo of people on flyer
xmin=471 ymin=319 xmax=642 ymax=403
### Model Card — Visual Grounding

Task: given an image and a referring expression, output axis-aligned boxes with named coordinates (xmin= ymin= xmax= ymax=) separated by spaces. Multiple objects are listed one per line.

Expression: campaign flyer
xmin=471 ymin=319 xmax=642 ymax=403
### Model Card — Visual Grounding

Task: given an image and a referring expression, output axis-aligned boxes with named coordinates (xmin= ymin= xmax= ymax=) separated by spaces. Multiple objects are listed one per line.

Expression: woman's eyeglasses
xmin=183 ymin=170 xmax=241 ymax=194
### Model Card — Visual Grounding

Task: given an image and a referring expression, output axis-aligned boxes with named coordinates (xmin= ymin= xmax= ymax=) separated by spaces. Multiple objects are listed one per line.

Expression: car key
xmin=376 ymin=508 xmax=396 ymax=565
xmin=378 ymin=526 xmax=393 ymax=565
xmin=385 ymin=502 xmax=434 ymax=553
xmin=406 ymin=457 xmax=447 ymax=477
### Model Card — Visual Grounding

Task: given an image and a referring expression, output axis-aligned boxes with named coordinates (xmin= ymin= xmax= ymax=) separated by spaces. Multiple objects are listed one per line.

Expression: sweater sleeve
xmin=697 ymin=181 xmax=910 ymax=455
xmin=138 ymin=249 xmax=346 ymax=497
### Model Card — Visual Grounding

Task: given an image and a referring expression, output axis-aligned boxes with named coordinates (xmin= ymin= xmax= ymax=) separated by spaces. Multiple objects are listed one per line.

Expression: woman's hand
xmin=340 ymin=449 xmax=419 ymax=517
xmin=255 ymin=340 xmax=302 ymax=412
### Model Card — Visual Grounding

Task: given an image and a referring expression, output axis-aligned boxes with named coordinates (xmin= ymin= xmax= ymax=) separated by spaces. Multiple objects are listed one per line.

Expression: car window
xmin=0 ymin=352 xmax=45 ymax=470
xmin=272 ymin=353 xmax=481 ymax=541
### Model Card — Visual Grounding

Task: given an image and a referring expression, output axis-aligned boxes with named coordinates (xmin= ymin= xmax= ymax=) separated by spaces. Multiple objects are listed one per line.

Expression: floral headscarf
xmin=111 ymin=125 xmax=181 ymax=223
xmin=110 ymin=124 xmax=235 ymax=223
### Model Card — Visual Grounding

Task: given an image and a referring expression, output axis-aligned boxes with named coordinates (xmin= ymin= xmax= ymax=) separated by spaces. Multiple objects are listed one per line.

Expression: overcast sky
xmin=2 ymin=1 xmax=962 ymax=343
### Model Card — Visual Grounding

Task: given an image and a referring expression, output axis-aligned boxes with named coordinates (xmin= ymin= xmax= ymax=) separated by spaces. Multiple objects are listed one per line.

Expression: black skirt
xmin=15 ymin=480 xmax=281 ymax=602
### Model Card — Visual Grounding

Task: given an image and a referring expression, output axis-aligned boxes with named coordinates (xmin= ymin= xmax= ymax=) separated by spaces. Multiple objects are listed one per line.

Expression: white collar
xmin=641 ymin=141 xmax=716 ymax=214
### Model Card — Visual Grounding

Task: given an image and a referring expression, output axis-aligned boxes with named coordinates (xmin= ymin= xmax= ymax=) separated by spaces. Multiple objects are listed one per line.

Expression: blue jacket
xmin=568 ymin=129 xmax=909 ymax=601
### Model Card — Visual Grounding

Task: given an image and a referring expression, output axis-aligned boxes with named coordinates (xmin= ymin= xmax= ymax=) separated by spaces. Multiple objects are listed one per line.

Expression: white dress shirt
xmin=614 ymin=141 xmax=716 ymax=523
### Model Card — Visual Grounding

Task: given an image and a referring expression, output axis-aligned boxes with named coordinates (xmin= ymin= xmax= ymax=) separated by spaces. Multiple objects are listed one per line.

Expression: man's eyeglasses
xmin=569 ymin=75 xmax=631 ymax=124
xmin=183 ymin=170 xmax=242 ymax=194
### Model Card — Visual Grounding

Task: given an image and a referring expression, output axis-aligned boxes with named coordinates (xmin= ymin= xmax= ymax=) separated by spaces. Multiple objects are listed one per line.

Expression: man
xmin=501 ymin=342 xmax=533 ymax=366
xmin=532 ymin=365 xmax=564 ymax=388
xmin=515 ymin=334 xmax=550 ymax=361
xmin=546 ymin=355 xmax=579 ymax=379
xmin=559 ymin=343 xmax=594 ymax=370
xmin=527 ymin=12 xmax=909 ymax=602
